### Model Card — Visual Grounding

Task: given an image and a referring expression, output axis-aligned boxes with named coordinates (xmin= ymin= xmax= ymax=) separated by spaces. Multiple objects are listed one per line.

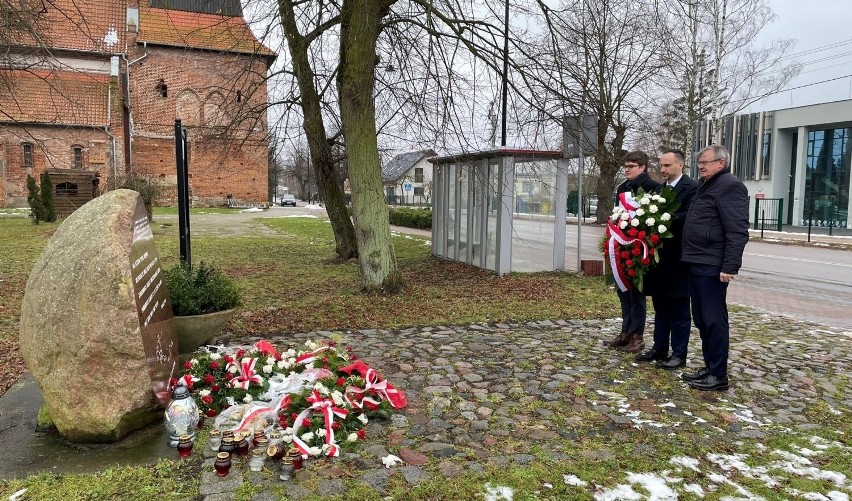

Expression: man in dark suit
xmin=635 ymin=149 xmax=698 ymax=369
xmin=680 ymin=144 xmax=749 ymax=391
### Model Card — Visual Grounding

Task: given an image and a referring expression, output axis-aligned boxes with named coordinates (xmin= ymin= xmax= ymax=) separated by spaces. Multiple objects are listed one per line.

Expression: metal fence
xmin=754 ymin=197 xmax=783 ymax=232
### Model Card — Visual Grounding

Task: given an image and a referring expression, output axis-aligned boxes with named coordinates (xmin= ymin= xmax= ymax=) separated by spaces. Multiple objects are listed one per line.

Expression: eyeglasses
xmin=623 ymin=164 xmax=641 ymax=169
xmin=697 ymin=158 xmax=722 ymax=166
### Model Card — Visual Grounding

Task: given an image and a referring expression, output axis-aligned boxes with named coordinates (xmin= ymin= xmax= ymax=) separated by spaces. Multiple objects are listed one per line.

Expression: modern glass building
xmin=692 ymin=99 xmax=852 ymax=229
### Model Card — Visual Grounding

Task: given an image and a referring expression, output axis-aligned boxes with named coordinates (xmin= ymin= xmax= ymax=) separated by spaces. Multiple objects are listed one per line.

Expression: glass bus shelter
xmin=429 ymin=149 xmax=570 ymax=275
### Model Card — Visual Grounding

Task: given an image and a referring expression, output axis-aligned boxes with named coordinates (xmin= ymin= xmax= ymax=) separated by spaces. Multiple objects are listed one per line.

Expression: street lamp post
xmin=501 ymin=0 xmax=509 ymax=147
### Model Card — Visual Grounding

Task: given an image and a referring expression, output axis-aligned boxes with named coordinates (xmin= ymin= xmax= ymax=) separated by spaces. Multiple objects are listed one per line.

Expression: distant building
xmin=381 ymin=149 xmax=436 ymax=206
xmin=0 ymin=0 xmax=275 ymax=209
xmin=692 ymin=99 xmax=852 ymax=229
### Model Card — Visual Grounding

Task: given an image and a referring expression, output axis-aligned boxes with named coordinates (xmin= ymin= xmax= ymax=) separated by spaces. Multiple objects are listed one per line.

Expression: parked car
xmin=586 ymin=196 xmax=598 ymax=217
xmin=280 ymin=194 xmax=297 ymax=207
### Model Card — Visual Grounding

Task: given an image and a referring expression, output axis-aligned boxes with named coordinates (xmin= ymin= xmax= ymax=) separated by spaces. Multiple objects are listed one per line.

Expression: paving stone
xmin=399 ymin=466 xmax=430 ymax=485
xmin=200 ymin=471 xmax=243 ymax=496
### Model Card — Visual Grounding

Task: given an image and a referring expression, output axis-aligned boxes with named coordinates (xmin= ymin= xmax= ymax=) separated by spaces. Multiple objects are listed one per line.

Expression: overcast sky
xmin=749 ymin=0 xmax=852 ymax=111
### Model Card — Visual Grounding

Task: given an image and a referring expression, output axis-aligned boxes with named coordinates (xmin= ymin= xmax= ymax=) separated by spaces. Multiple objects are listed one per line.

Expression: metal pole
xmin=807 ymin=198 xmax=813 ymax=243
xmin=175 ymin=119 xmax=191 ymax=268
xmin=760 ymin=209 xmax=765 ymax=239
xmin=577 ymin=139 xmax=584 ymax=272
xmin=500 ymin=0 xmax=509 ymax=147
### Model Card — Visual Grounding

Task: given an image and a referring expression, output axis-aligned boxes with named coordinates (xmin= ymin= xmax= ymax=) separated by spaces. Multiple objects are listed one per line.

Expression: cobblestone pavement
xmin=197 ymin=310 xmax=852 ymax=500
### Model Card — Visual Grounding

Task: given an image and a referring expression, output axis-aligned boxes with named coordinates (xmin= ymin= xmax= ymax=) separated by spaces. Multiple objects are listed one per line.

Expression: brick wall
xmin=0 ymin=125 xmax=117 ymax=207
xmin=128 ymin=46 xmax=270 ymax=206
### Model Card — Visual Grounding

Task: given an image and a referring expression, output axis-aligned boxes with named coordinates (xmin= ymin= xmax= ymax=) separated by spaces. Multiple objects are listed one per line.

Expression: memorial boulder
xmin=19 ymin=189 xmax=179 ymax=442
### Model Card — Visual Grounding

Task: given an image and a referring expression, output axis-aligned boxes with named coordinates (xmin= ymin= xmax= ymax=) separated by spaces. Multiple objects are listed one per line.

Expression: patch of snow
xmin=305 ymin=204 xmax=325 ymax=210
xmin=563 ymin=474 xmax=588 ymax=487
xmin=282 ymin=214 xmax=319 ymax=219
xmin=828 ymin=491 xmax=850 ymax=501
xmin=240 ymin=207 xmax=265 ymax=213
xmin=659 ymin=401 xmax=676 ymax=408
xmin=103 ymin=27 xmax=118 ymax=47
xmin=484 ymin=484 xmax=514 ymax=501
xmin=670 ymin=456 xmax=700 ymax=472
xmin=626 ymin=472 xmax=678 ymax=500
xmin=683 ymin=484 xmax=705 ymax=497
xmin=9 ymin=489 xmax=27 ymax=501
xmin=802 ymin=493 xmax=831 ymax=501
xmin=707 ymin=453 xmax=751 ymax=472
xmin=594 ymin=484 xmax=643 ymax=501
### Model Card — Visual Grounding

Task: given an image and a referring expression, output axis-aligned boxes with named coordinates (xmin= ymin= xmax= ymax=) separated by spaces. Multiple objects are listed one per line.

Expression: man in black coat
xmin=636 ymin=149 xmax=698 ymax=369
xmin=680 ymin=144 xmax=749 ymax=391
xmin=604 ymin=150 xmax=661 ymax=353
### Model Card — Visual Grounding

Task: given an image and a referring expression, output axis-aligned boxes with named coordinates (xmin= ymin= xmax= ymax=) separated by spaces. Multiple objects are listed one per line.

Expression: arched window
xmin=22 ymin=143 xmax=33 ymax=168
xmin=72 ymin=145 xmax=83 ymax=169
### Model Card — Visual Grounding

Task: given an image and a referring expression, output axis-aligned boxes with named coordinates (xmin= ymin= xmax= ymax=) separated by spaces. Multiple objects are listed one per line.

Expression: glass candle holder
xmin=255 ymin=437 xmax=269 ymax=451
xmin=288 ymin=448 xmax=304 ymax=470
xmin=279 ymin=458 xmax=295 ymax=481
xmin=267 ymin=445 xmax=285 ymax=460
xmin=252 ymin=430 xmax=266 ymax=447
xmin=219 ymin=436 xmax=236 ymax=456
xmin=208 ymin=429 xmax=222 ymax=452
xmin=214 ymin=452 xmax=232 ymax=477
xmin=268 ymin=431 xmax=283 ymax=448
xmin=234 ymin=434 xmax=250 ymax=457
xmin=248 ymin=448 xmax=266 ymax=472
xmin=177 ymin=435 xmax=193 ymax=458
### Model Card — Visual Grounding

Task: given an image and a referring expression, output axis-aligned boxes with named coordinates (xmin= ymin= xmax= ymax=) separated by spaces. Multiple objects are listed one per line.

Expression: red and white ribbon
xmin=229 ymin=358 xmax=264 ymax=389
xmin=295 ymin=345 xmax=333 ymax=365
xmin=290 ymin=389 xmax=349 ymax=458
xmin=618 ymin=192 xmax=640 ymax=215
xmin=339 ymin=361 xmax=408 ymax=410
xmin=254 ymin=340 xmax=280 ymax=359
xmin=606 ymin=222 xmax=649 ymax=292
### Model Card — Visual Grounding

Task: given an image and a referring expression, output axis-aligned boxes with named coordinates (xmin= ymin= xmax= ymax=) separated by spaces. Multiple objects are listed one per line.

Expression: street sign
xmin=404 ymin=183 xmax=413 ymax=192
xmin=755 ymin=193 xmax=765 ymax=199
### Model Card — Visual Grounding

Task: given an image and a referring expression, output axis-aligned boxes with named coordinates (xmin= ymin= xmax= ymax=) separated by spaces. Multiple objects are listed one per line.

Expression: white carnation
xmin=331 ymin=391 xmax=346 ymax=407
xmin=199 ymin=389 xmax=211 ymax=397
xmin=285 ymin=349 xmax=296 ymax=357
xmin=226 ymin=396 xmax=235 ymax=406
xmin=630 ymin=218 xmax=640 ymax=227
xmin=620 ymin=213 xmax=629 ymax=221
xmin=322 ymin=443 xmax=331 ymax=452
xmin=619 ymin=220 xmax=628 ymax=229
xmin=314 ymin=382 xmax=330 ymax=395
xmin=189 ymin=358 xmax=199 ymax=366
xmin=301 ymin=431 xmax=315 ymax=442
xmin=317 ymin=428 xmax=327 ymax=437
xmin=284 ymin=427 xmax=294 ymax=435
xmin=640 ymin=197 xmax=650 ymax=205
xmin=658 ymin=224 xmax=668 ymax=234
xmin=357 ymin=413 xmax=369 ymax=425
xmin=276 ymin=360 xmax=286 ymax=370
xmin=660 ymin=213 xmax=671 ymax=221
xmin=209 ymin=353 xmax=221 ymax=360
xmin=653 ymin=194 xmax=665 ymax=202
xmin=306 ymin=340 xmax=318 ymax=350
xmin=304 ymin=362 xmax=314 ymax=370
xmin=262 ymin=364 xmax=274 ymax=374
xmin=243 ymin=394 xmax=253 ymax=404
xmin=227 ymin=364 xmax=239 ymax=374
xmin=282 ymin=434 xmax=293 ymax=443
xmin=347 ymin=433 xmax=358 ymax=442
xmin=308 ymin=446 xmax=322 ymax=456
xmin=635 ymin=208 xmax=645 ymax=216
xmin=241 ymin=357 xmax=251 ymax=365
xmin=645 ymin=218 xmax=655 ymax=227
xmin=648 ymin=205 xmax=658 ymax=213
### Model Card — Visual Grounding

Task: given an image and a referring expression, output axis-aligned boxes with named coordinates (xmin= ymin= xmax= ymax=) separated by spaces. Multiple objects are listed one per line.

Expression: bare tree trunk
xmin=338 ymin=0 xmax=401 ymax=291
xmin=710 ymin=0 xmax=728 ymax=140
xmin=278 ymin=0 xmax=358 ymax=260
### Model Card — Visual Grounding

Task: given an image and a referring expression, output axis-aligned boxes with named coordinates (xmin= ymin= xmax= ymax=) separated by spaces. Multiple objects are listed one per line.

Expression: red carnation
xmin=638 ymin=231 xmax=646 ymax=239
xmin=620 ymin=251 xmax=630 ymax=259
xmin=641 ymin=258 xmax=651 ymax=265
xmin=337 ymin=377 xmax=346 ymax=387
xmin=346 ymin=346 xmax=353 ymax=352
xmin=627 ymin=259 xmax=635 ymax=268
xmin=603 ymin=249 xmax=609 ymax=257
xmin=210 ymin=361 xmax=220 ymax=370
xmin=328 ymin=341 xmax=336 ymax=347
xmin=206 ymin=409 xmax=218 ymax=417
xmin=223 ymin=355 xmax=234 ymax=364
xmin=649 ymin=248 xmax=655 ymax=256
xmin=204 ymin=374 xmax=215 ymax=385
xmin=627 ymin=228 xmax=638 ymax=237
xmin=332 ymin=422 xmax=341 ymax=431
xmin=201 ymin=395 xmax=213 ymax=405
xmin=225 ymin=373 xmax=234 ymax=381
xmin=357 ymin=428 xmax=366 ymax=439
xmin=322 ymin=357 xmax=329 ymax=365
xmin=627 ymin=269 xmax=636 ymax=276
xmin=632 ymin=240 xmax=641 ymax=248
xmin=291 ymin=413 xmax=298 ymax=422
xmin=302 ymin=418 xmax=311 ymax=427
xmin=236 ymin=349 xmax=246 ymax=359
xmin=650 ymin=234 xmax=660 ymax=244
xmin=211 ymin=384 xmax=221 ymax=392
xmin=632 ymin=248 xmax=641 ymax=256
xmin=184 ymin=361 xmax=192 ymax=370
xmin=169 ymin=377 xmax=178 ymax=388
xmin=279 ymin=416 xmax=288 ymax=427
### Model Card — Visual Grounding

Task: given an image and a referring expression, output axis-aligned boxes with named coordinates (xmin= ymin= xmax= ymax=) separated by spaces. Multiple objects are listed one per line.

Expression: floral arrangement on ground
xmin=602 ymin=187 xmax=680 ymax=292
xmin=175 ymin=338 xmax=407 ymax=458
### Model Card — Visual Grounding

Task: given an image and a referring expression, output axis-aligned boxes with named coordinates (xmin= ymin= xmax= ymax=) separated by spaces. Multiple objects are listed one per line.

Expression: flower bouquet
xmin=174 ymin=338 xmax=407 ymax=458
xmin=602 ymin=187 xmax=680 ymax=292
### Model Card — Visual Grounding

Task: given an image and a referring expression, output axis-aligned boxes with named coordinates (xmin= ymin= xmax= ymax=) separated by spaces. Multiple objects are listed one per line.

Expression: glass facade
xmin=803 ymin=128 xmax=851 ymax=228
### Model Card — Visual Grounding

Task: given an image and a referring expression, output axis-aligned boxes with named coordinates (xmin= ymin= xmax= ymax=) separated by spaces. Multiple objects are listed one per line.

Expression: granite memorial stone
xmin=19 ymin=189 xmax=179 ymax=442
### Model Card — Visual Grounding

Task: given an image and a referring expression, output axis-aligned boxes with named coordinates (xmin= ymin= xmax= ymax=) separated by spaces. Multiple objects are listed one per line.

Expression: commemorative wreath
xmin=602 ymin=187 xmax=680 ymax=292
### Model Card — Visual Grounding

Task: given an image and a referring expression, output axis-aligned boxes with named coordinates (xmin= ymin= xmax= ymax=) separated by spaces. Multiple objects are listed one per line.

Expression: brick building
xmin=0 ymin=0 xmax=275 ymax=209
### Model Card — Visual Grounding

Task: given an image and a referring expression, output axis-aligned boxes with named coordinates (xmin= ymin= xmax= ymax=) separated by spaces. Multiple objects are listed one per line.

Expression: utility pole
xmin=501 ymin=0 xmax=509 ymax=147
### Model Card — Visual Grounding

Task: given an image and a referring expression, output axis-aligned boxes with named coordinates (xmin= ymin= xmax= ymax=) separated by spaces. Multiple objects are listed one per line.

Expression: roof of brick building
xmin=13 ymin=0 xmax=127 ymax=53
xmin=381 ymin=149 xmax=437 ymax=183
xmin=0 ymin=70 xmax=110 ymax=126
xmin=137 ymin=3 xmax=276 ymax=59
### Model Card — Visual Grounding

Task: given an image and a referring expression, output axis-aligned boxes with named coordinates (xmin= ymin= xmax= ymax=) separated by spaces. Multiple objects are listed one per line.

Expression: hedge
xmin=388 ymin=207 xmax=432 ymax=230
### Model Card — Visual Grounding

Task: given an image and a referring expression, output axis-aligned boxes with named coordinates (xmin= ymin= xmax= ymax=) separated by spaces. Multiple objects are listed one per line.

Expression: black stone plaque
xmin=130 ymin=196 xmax=179 ymax=405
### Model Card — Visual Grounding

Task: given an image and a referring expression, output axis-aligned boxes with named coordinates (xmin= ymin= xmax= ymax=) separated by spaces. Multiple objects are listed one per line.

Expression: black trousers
xmin=650 ymin=295 xmax=692 ymax=358
xmin=617 ymin=286 xmax=646 ymax=335
xmin=688 ymin=264 xmax=729 ymax=377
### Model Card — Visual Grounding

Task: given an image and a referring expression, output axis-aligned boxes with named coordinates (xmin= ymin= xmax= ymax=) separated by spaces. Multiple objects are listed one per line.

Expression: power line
xmin=776 ymin=38 xmax=852 ymax=62
xmin=762 ymin=73 xmax=852 ymax=98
